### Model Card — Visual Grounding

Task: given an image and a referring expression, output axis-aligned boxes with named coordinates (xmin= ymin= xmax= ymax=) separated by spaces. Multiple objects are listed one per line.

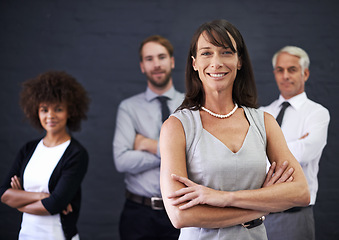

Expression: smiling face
xmin=140 ymin=41 xmax=175 ymax=91
xmin=38 ymin=102 xmax=68 ymax=135
xmin=273 ymin=52 xmax=309 ymax=99
xmin=192 ymin=32 xmax=242 ymax=94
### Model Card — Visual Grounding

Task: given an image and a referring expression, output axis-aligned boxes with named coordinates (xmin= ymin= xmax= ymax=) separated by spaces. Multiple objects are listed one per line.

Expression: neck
xmin=43 ymin=131 xmax=71 ymax=147
xmin=204 ymin=91 xmax=234 ymax=114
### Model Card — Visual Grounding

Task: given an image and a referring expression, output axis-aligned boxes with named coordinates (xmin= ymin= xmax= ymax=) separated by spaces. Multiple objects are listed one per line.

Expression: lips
xmin=152 ymin=71 xmax=165 ymax=75
xmin=46 ymin=121 xmax=57 ymax=127
xmin=280 ymin=82 xmax=293 ymax=87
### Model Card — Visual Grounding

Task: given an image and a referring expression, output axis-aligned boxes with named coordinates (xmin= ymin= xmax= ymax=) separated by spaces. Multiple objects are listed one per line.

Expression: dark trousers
xmin=119 ymin=199 xmax=180 ymax=240
xmin=264 ymin=206 xmax=315 ymax=240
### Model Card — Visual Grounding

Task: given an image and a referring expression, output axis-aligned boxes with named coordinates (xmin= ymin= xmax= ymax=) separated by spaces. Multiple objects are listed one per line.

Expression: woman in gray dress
xmin=159 ymin=19 xmax=310 ymax=240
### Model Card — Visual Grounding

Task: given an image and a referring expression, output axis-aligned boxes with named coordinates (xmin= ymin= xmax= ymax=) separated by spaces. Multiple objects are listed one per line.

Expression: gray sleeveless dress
xmin=172 ymin=106 xmax=268 ymax=240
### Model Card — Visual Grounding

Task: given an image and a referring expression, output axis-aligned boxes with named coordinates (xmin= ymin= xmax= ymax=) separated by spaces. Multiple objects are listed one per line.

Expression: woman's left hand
xmin=263 ymin=161 xmax=294 ymax=188
xmin=168 ymin=174 xmax=229 ymax=210
xmin=62 ymin=203 xmax=73 ymax=215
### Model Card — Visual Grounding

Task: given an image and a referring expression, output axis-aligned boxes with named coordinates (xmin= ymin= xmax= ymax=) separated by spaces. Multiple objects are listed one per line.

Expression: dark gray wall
xmin=0 ymin=0 xmax=338 ymax=239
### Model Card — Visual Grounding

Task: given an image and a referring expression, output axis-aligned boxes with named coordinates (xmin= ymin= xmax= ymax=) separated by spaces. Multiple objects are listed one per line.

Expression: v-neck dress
xmin=172 ymin=106 xmax=268 ymax=240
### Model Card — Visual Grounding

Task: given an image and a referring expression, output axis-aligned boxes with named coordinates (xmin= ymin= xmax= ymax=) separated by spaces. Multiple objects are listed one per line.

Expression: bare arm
xmin=1 ymin=176 xmax=49 ymax=209
xmin=1 ymin=175 xmax=50 ymax=215
xmin=17 ymin=200 xmax=50 ymax=215
xmin=2 ymin=175 xmax=73 ymax=216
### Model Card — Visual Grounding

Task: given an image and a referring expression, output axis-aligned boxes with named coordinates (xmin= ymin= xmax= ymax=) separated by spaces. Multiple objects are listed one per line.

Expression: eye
xmin=275 ymin=68 xmax=284 ymax=74
xmin=159 ymin=54 xmax=167 ymax=60
xmin=201 ymin=51 xmax=211 ymax=56
xmin=288 ymin=68 xmax=298 ymax=73
xmin=222 ymin=50 xmax=233 ymax=55
xmin=55 ymin=105 xmax=66 ymax=112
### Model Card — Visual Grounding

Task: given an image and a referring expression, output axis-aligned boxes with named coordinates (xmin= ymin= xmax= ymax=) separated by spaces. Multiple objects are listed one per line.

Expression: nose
xmin=211 ymin=54 xmax=223 ymax=68
xmin=47 ymin=110 xmax=55 ymax=119
xmin=153 ymin=58 xmax=161 ymax=68
xmin=282 ymin=69 xmax=290 ymax=80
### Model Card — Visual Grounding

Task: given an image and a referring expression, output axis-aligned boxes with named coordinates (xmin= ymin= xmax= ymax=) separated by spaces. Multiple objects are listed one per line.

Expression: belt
xmin=241 ymin=216 xmax=265 ymax=229
xmin=126 ymin=190 xmax=165 ymax=210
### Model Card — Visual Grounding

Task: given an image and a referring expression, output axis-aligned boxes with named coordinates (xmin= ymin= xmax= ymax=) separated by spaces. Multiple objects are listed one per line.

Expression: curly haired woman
xmin=0 ymin=71 xmax=90 ymax=240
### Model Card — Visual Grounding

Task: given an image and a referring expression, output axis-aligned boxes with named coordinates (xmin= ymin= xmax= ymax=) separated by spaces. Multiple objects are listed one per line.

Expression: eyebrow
xmin=144 ymin=53 xmax=168 ymax=59
xmin=198 ymin=46 xmax=231 ymax=51
xmin=276 ymin=66 xmax=298 ymax=69
xmin=39 ymin=103 xmax=63 ymax=108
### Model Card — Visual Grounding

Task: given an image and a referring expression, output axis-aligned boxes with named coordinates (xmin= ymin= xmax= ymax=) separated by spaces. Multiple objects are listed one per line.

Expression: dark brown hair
xmin=20 ymin=71 xmax=90 ymax=132
xmin=178 ymin=19 xmax=258 ymax=111
xmin=139 ymin=35 xmax=174 ymax=61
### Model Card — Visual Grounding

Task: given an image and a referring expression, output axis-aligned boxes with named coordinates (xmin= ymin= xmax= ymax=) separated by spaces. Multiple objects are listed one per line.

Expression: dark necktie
xmin=157 ymin=96 xmax=170 ymax=123
xmin=276 ymin=101 xmax=290 ymax=126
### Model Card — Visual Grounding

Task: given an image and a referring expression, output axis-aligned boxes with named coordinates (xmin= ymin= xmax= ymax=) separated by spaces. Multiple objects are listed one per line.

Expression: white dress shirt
xmin=260 ymin=92 xmax=330 ymax=205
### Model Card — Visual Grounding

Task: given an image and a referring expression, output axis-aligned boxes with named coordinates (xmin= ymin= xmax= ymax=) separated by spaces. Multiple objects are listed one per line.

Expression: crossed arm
xmin=134 ymin=134 xmax=158 ymax=155
xmin=159 ymin=113 xmax=310 ymax=229
xmin=113 ymin=105 xmax=160 ymax=174
xmin=1 ymin=176 xmax=72 ymax=215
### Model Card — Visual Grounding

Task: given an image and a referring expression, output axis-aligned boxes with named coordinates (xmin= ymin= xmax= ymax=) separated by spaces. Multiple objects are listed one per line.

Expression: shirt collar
xmin=278 ymin=92 xmax=308 ymax=110
xmin=145 ymin=86 xmax=176 ymax=102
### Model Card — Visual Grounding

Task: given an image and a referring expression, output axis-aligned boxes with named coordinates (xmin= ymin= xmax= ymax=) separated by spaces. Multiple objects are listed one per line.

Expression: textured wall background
xmin=0 ymin=0 xmax=338 ymax=239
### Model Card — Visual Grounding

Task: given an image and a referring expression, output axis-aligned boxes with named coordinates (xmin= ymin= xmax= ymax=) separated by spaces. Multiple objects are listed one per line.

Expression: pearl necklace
xmin=201 ymin=103 xmax=238 ymax=119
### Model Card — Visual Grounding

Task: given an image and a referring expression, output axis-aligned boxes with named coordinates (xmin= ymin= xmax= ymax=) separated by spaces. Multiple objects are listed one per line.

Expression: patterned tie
xmin=157 ymin=96 xmax=170 ymax=123
xmin=276 ymin=102 xmax=290 ymax=126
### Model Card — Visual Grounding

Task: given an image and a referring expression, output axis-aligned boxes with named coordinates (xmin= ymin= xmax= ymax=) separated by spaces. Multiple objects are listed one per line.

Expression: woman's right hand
xmin=10 ymin=175 xmax=22 ymax=190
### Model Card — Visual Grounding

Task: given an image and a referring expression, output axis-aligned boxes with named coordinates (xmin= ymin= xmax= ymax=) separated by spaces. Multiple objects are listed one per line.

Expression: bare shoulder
xmin=161 ymin=117 xmax=185 ymax=151
xmin=263 ymin=111 xmax=275 ymax=122
xmin=161 ymin=116 xmax=184 ymax=134
xmin=263 ymin=111 xmax=278 ymax=131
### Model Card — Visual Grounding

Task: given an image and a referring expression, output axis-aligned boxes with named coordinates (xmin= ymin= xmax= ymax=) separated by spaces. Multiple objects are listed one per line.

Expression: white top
xmin=172 ymin=107 xmax=268 ymax=240
xmin=19 ymin=140 xmax=71 ymax=240
xmin=260 ymin=92 xmax=330 ymax=205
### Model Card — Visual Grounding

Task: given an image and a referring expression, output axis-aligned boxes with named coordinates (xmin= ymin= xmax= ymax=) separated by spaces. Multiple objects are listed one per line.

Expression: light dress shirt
xmin=260 ymin=92 xmax=330 ymax=205
xmin=113 ymin=86 xmax=184 ymax=198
